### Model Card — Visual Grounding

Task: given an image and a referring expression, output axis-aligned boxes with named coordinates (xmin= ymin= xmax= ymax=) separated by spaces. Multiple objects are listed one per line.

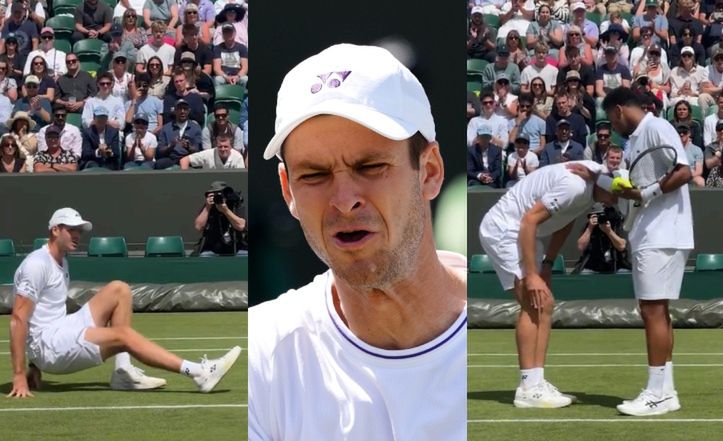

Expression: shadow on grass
xmin=1 ymin=381 xmax=233 ymax=394
xmin=468 ymin=390 xmax=623 ymax=408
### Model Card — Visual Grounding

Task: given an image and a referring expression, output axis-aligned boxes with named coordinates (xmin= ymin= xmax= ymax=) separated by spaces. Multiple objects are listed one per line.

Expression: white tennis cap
xmin=48 ymin=208 xmax=93 ymax=231
xmin=263 ymin=43 xmax=436 ymax=160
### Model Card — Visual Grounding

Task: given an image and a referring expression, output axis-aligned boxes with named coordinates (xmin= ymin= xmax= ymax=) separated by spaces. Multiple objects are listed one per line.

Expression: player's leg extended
xmin=639 ymin=299 xmax=672 ymax=367
xmin=85 ymin=326 xmax=183 ymax=371
xmin=512 ymin=279 xmax=538 ymax=370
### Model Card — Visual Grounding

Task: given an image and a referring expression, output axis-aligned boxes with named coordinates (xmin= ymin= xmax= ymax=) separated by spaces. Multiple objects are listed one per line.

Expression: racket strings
xmin=629 ymin=146 xmax=677 ymax=189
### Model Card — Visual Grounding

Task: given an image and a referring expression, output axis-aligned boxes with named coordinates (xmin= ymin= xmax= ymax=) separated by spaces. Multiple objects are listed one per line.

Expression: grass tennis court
xmin=0 ymin=311 xmax=247 ymax=441
xmin=468 ymin=328 xmax=723 ymax=441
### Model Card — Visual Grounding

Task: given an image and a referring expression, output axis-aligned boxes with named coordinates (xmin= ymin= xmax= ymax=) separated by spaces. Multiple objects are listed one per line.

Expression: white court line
xmin=469 ymin=364 xmax=723 ymax=368
xmin=0 ymin=404 xmax=247 ymax=413
xmin=469 ymin=352 xmax=723 ymax=356
xmin=0 ymin=348 xmax=245 ymax=356
xmin=0 ymin=337 xmax=246 ymax=343
xmin=469 ymin=418 xmax=723 ymax=423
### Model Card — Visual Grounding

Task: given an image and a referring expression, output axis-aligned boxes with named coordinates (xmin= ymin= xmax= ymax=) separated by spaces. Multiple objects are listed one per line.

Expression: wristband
xmin=541 ymin=257 xmax=555 ymax=266
xmin=640 ymin=182 xmax=662 ymax=206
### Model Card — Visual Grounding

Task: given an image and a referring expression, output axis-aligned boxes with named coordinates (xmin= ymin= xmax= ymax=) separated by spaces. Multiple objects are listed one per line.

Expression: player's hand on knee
xmin=524 ymin=273 xmax=552 ymax=310
xmin=7 ymin=374 xmax=34 ymax=398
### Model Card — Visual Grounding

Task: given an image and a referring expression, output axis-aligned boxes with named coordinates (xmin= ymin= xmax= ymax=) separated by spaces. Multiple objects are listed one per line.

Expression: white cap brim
xmin=49 ymin=220 xmax=93 ymax=232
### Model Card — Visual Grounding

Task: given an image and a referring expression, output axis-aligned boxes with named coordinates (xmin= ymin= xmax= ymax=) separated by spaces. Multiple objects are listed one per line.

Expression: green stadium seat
xmin=467 ymin=80 xmax=481 ymax=95
xmin=46 ymin=16 xmax=75 ymax=41
xmin=482 ymin=14 xmax=500 ymax=28
xmin=470 ymin=254 xmax=495 ymax=273
xmin=466 ymin=58 xmax=488 ymax=74
xmin=73 ymin=39 xmax=106 ymax=56
xmin=214 ymin=84 xmax=246 ymax=112
xmin=54 ymin=39 xmax=72 ymax=54
xmin=33 ymin=238 xmax=48 ymax=249
xmin=145 ymin=236 xmax=185 ymax=257
xmin=695 ymin=254 xmax=723 ymax=271
xmin=0 ymin=238 xmax=15 ymax=256
xmin=52 ymin=0 xmax=81 ymax=16
xmin=66 ymin=113 xmax=82 ymax=128
xmin=586 ymin=11 xmax=603 ymax=26
xmin=88 ymin=237 xmax=128 ymax=257
xmin=552 ymin=255 xmax=566 ymax=275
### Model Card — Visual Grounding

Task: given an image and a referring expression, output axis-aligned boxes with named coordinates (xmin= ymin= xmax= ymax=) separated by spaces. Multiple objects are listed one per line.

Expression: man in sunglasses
xmin=37 ymin=104 xmax=83 ymax=159
xmin=669 ymin=0 xmax=704 ymax=46
xmin=56 ymin=53 xmax=97 ymax=114
xmin=12 ymin=74 xmax=50 ymax=131
xmin=81 ymin=72 xmax=126 ymax=130
xmin=201 ymin=102 xmax=244 ymax=154
xmin=23 ymin=27 xmax=66 ymax=77
xmin=467 ymin=90 xmax=509 ymax=148
xmin=125 ymin=73 xmax=163 ymax=136
xmin=0 ymin=2 xmax=38 ymax=58
xmin=584 ymin=122 xmax=618 ymax=165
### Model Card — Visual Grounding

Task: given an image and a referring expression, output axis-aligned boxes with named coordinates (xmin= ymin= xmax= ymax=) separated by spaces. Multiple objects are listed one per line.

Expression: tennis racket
xmin=622 ymin=144 xmax=678 ymax=232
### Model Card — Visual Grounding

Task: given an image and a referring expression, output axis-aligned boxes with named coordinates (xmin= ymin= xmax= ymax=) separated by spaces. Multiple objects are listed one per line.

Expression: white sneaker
xmin=617 ymin=389 xmax=678 ymax=416
xmin=514 ymin=382 xmax=573 ymax=408
xmin=623 ymin=390 xmax=680 ymax=411
xmin=544 ymin=380 xmax=578 ymax=404
xmin=193 ymin=346 xmax=242 ymax=393
xmin=110 ymin=366 xmax=167 ymax=390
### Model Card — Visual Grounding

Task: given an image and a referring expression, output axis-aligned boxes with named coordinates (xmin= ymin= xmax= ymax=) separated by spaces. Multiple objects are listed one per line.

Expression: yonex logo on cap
xmin=310 ymin=71 xmax=352 ymax=94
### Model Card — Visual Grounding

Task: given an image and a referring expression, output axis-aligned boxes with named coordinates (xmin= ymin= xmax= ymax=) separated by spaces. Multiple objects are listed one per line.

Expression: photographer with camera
xmin=573 ymin=202 xmax=631 ymax=274
xmin=194 ymin=181 xmax=247 ymax=256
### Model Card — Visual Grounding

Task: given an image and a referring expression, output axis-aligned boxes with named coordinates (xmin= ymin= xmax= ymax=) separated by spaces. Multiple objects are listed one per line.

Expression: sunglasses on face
xmin=507 ymin=36 xmax=519 ymax=40
xmin=597 ymin=134 xmax=610 ymax=139
xmin=6 ymin=41 xmax=17 ymax=45
xmin=149 ymin=64 xmax=161 ymax=67
xmin=0 ymin=66 xmax=6 ymax=71
xmin=33 ymin=61 xmax=44 ymax=65
xmin=215 ymin=113 xmax=228 ymax=118
xmin=717 ymin=127 xmax=723 ymax=131
xmin=25 ymin=84 xmax=38 ymax=88
xmin=126 ymin=14 xmax=136 ymax=18
xmin=41 ymin=36 xmax=53 ymax=40
xmin=2 ymin=142 xmax=16 ymax=148
xmin=186 ymin=11 xmax=197 ymax=14
xmin=497 ymin=80 xmax=509 ymax=85
xmin=67 ymin=59 xmax=78 ymax=64
xmin=99 ymin=82 xmax=112 ymax=86
xmin=569 ymin=33 xmax=581 ymax=37
xmin=532 ymin=83 xmax=543 ymax=87
xmin=519 ymin=104 xmax=531 ymax=109
xmin=482 ymin=100 xmax=494 ymax=105
xmin=54 ymin=113 xmax=67 ymax=118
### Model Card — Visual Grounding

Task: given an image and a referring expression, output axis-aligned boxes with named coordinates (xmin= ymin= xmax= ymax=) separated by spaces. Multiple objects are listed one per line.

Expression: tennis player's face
xmin=53 ymin=225 xmax=83 ymax=252
xmin=608 ymin=105 xmax=634 ymax=138
xmin=280 ymin=115 xmax=441 ymax=290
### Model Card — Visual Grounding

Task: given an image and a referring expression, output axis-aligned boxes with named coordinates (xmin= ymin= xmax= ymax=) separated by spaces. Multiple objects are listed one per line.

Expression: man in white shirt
xmin=81 ymin=72 xmax=126 ymax=130
xmin=520 ymin=42 xmax=558 ymax=95
xmin=23 ymin=27 xmax=66 ymax=77
xmin=36 ymin=104 xmax=83 ymax=158
xmin=179 ymin=134 xmax=245 ymax=169
xmin=7 ymin=208 xmax=241 ymax=398
xmin=467 ymin=90 xmax=510 ymax=147
xmin=703 ymin=94 xmax=723 ymax=146
xmin=249 ymin=44 xmax=467 ymax=441
xmin=135 ymin=21 xmax=176 ymax=76
xmin=585 ymin=87 xmax=694 ymax=416
xmin=480 ymin=160 xmax=616 ymax=409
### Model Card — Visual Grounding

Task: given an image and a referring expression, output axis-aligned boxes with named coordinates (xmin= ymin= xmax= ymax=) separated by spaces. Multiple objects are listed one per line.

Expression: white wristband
xmin=640 ymin=182 xmax=662 ymax=206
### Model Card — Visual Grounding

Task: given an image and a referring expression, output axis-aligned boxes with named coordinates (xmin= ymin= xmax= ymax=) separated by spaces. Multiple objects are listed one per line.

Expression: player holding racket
xmin=600 ymin=88 xmax=693 ymax=416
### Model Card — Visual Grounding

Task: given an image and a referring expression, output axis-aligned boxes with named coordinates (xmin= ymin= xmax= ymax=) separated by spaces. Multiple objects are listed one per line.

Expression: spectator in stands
xmin=669 ymin=0 xmax=704 ymax=45
xmin=72 ymin=0 xmax=113 ymax=44
xmin=562 ymin=70 xmax=595 ymax=130
xmin=37 ymin=104 xmax=83 ymax=159
xmin=467 ymin=6 xmax=497 ymax=62
xmin=567 ymin=2 xmax=599 ymax=47
xmin=603 ymin=144 xmax=624 ymax=172
xmin=0 ymin=60 xmax=17 ymax=102
xmin=558 ymin=25 xmax=594 ymax=67
xmin=155 ymin=98 xmax=202 ymax=169
xmin=505 ymin=134 xmax=538 ymax=187
xmin=669 ymin=46 xmax=714 ymax=113
xmin=4 ymin=0 xmax=45 ymax=28
xmin=175 ymin=3 xmax=210 ymax=47
xmin=467 ymin=125 xmax=503 ymax=188
xmin=123 ymin=112 xmax=156 ymax=169
xmin=472 ymin=0 xmax=506 ymax=16
xmin=595 ymin=45 xmax=632 ymax=105
xmin=136 ymin=21 xmax=176 ymax=77
xmin=104 ymin=23 xmax=137 ymax=68
xmin=109 ymin=54 xmax=136 ymax=105
xmin=636 ymin=53 xmax=671 ymax=108
xmin=505 ymin=31 xmax=528 ymax=70
xmin=169 ymin=52 xmax=214 ymax=107
xmin=669 ymin=24 xmax=706 ymax=67
xmin=498 ymin=0 xmax=534 ymax=40
xmin=179 ymin=0 xmax=215 ymax=26
xmin=56 ymin=54 xmax=96 ymax=115
xmin=633 ymin=0 xmax=670 ymax=18
xmin=125 ymin=73 xmax=163 ymax=136
xmin=557 ymin=46 xmax=595 ymax=96
xmin=194 ymin=181 xmax=247 ymax=256
xmin=632 ymin=0 xmax=669 ymax=46
xmin=573 ymin=202 xmax=630 ymax=274
xmin=180 ymin=134 xmax=244 ymax=169
xmin=175 ymin=24 xmax=213 ymax=76
xmin=25 ymin=55 xmax=55 ymax=102
xmin=704 ymin=119 xmax=723 ymax=187
xmin=213 ymin=23 xmax=248 ymax=86
xmin=6 ymin=111 xmax=36 ymax=165
xmin=509 ymin=93 xmax=546 ymax=155
xmin=706 ymin=15 xmax=723 ymax=58
xmin=80 ymin=106 xmax=121 ymax=170
xmin=145 ymin=56 xmax=169 ymax=99
xmin=212 ymin=3 xmax=246 ymax=47
xmin=467 ymin=90 xmax=480 ymax=121
xmin=494 ymin=73 xmax=518 ymax=124
xmin=0 ymin=133 xmax=25 ymax=173
xmin=13 ymin=75 xmax=50 ymax=130
xmin=481 ymin=44 xmax=521 ymax=94
xmin=530 ymin=76 xmax=554 ymax=118
xmin=599 ymin=9 xmax=632 ymax=34
xmin=202 ymin=102 xmax=243 ymax=153
xmin=703 ymin=0 xmax=723 ymax=49
xmin=0 ymin=91 xmax=10 ymax=128
xmin=114 ymin=0 xmax=146 ymax=23
xmin=526 ymin=4 xmax=563 ymax=58
xmin=0 ymin=3 xmax=37 ymax=60
xmin=521 ymin=43 xmax=558 ymax=95
xmin=82 ymin=73 xmax=126 ymax=130
xmin=23 ymin=28 xmax=66 ymax=79
xmin=676 ymin=121 xmax=705 ymax=187
xmin=545 ymin=93 xmax=587 ymax=145
xmin=33 ymin=126 xmax=78 ymax=172
xmin=704 ymin=93 xmax=723 ymax=146
xmin=467 ymin=91 xmax=510 ymax=148
xmin=672 ymin=100 xmax=704 ymax=147
xmin=630 ymin=31 xmax=669 ymax=76
xmin=0 ymin=34 xmax=24 ymax=83
xmin=143 ymin=0 xmax=179 ymax=30
xmin=119 ymin=8 xmax=148 ymax=56
xmin=163 ymin=69 xmax=205 ymax=127
xmin=585 ymin=122 xmax=615 ymax=163
xmin=702 ymin=48 xmax=723 ymax=101
xmin=540 ymin=119 xmax=585 ymax=166
xmin=596 ymin=23 xmax=629 ymax=68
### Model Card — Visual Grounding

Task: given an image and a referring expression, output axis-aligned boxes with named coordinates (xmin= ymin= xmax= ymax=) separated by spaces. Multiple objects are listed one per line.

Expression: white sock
xmin=535 ymin=367 xmax=545 ymax=383
xmin=180 ymin=360 xmax=203 ymax=377
xmin=646 ymin=365 xmax=666 ymax=396
xmin=114 ymin=352 xmax=132 ymax=370
xmin=664 ymin=361 xmax=675 ymax=394
xmin=520 ymin=368 xmax=542 ymax=389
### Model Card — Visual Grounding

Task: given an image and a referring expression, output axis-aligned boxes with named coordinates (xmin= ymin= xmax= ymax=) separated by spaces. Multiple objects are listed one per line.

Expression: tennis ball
xmin=611 ymin=177 xmax=633 ymax=191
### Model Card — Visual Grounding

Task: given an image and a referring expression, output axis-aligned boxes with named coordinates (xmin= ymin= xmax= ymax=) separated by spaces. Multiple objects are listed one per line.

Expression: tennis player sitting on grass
xmin=479 ymin=160 xmax=618 ymax=409
xmin=7 ymin=208 xmax=241 ymax=398
xmin=570 ymin=87 xmax=693 ymax=417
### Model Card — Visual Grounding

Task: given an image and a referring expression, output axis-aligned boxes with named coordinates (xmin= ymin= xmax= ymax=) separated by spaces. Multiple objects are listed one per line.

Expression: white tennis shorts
xmin=632 ymin=249 xmax=689 ymax=300
xmin=28 ymin=303 xmax=103 ymax=374
xmin=479 ymin=218 xmax=543 ymax=291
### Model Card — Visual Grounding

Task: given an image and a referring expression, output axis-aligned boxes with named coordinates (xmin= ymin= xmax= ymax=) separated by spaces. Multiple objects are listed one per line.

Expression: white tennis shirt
xmin=248 ymin=251 xmax=467 ymax=441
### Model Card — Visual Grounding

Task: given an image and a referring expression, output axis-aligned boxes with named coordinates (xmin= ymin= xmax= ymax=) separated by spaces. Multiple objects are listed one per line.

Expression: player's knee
xmin=107 ymin=280 xmax=132 ymax=297
xmin=112 ymin=325 xmax=135 ymax=345
xmin=541 ymin=296 xmax=555 ymax=311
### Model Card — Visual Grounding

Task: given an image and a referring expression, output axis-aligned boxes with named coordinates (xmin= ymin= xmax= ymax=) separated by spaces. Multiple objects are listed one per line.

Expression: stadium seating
xmin=467 ymin=80 xmax=482 ymax=95
xmin=585 ymin=11 xmax=603 ymax=26
xmin=52 ymin=0 xmax=81 ymax=16
xmin=695 ymin=253 xmax=723 ymax=271
xmin=54 ymin=39 xmax=72 ymax=54
xmin=33 ymin=238 xmax=48 ymax=250
xmin=145 ymin=236 xmax=185 ymax=257
xmin=0 ymin=239 xmax=16 ymax=257
xmin=88 ymin=237 xmax=128 ymax=257
xmin=552 ymin=255 xmax=566 ymax=275
xmin=214 ymin=84 xmax=246 ymax=112
xmin=467 ymin=58 xmax=488 ymax=74
xmin=483 ymin=14 xmax=500 ymax=28
xmin=66 ymin=113 xmax=82 ymax=128
xmin=45 ymin=16 xmax=75 ymax=41
xmin=469 ymin=254 xmax=495 ymax=273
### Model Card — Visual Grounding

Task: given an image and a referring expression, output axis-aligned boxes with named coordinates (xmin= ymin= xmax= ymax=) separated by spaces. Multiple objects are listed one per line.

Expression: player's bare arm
xmin=7 ymin=295 xmax=35 ymax=398
xmin=519 ymin=201 xmax=553 ymax=310
xmin=542 ymin=221 xmax=575 ymax=286
xmin=616 ymin=164 xmax=692 ymax=202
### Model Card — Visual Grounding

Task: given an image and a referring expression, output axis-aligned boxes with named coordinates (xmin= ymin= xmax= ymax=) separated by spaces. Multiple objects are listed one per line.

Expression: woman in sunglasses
xmin=505 ymin=31 xmax=528 ymax=70
xmin=0 ymin=60 xmax=18 ymax=102
xmin=0 ymin=134 xmax=26 ymax=174
xmin=120 ymin=8 xmax=148 ymax=50
xmin=557 ymin=25 xmax=594 ymax=67
xmin=25 ymin=56 xmax=56 ymax=102
xmin=145 ymin=56 xmax=170 ymax=99
xmin=175 ymin=3 xmax=210 ymax=47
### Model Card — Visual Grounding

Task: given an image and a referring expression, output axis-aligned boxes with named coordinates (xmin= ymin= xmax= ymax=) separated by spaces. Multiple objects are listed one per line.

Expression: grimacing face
xmin=52 ymin=225 xmax=83 ymax=252
xmin=279 ymin=115 xmax=443 ymax=291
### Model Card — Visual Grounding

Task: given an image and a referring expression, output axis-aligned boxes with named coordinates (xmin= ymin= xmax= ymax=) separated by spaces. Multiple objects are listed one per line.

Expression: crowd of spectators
xmin=467 ymin=0 xmax=723 ymax=189
xmin=0 ymin=0 xmax=248 ymax=174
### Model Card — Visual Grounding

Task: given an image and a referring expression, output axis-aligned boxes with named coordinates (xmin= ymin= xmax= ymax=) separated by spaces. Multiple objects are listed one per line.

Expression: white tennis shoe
xmin=110 ymin=366 xmax=167 ymax=390
xmin=193 ymin=346 xmax=242 ymax=393
xmin=617 ymin=389 xmax=678 ymax=416
xmin=544 ymin=380 xmax=578 ymax=403
xmin=514 ymin=382 xmax=573 ymax=408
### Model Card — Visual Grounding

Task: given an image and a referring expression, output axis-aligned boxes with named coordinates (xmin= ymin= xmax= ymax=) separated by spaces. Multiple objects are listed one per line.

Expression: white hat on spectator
xmin=263 ymin=43 xmax=435 ymax=160
xmin=471 ymin=6 xmax=484 ymax=15
xmin=681 ymin=46 xmax=695 ymax=55
xmin=48 ymin=208 xmax=93 ymax=232
xmin=572 ymin=2 xmax=586 ymax=11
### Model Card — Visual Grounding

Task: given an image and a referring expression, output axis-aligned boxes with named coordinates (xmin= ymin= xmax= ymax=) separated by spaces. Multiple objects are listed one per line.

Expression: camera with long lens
xmin=207 ymin=191 xmax=224 ymax=204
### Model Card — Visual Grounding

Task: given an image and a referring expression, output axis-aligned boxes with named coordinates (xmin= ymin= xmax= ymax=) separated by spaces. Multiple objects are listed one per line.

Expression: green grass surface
xmin=0 ymin=311 xmax=247 ymax=441
xmin=469 ymin=328 xmax=723 ymax=441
